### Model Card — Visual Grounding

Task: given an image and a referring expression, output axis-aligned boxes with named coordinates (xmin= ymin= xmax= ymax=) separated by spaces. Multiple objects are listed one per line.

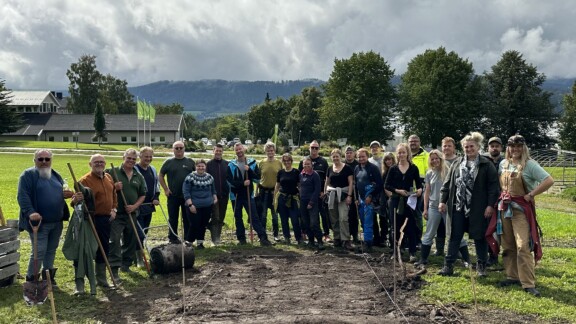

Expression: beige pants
xmin=328 ymin=199 xmax=350 ymax=241
xmin=501 ymin=208 xmax=536 ymax=288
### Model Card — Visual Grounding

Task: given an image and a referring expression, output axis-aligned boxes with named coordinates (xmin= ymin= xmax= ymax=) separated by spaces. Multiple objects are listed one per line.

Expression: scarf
xmin=455 ymin=155 xmax=479 ymax=216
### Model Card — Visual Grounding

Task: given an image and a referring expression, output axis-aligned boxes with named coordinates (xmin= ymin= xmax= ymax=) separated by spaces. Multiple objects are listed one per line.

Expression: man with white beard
xmin=18 ymin=149 xmax=75 ymax=288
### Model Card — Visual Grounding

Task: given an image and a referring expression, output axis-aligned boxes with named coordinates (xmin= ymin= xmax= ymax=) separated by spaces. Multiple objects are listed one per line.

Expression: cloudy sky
xmin=1 ymin=0 xmax=575 ymax=90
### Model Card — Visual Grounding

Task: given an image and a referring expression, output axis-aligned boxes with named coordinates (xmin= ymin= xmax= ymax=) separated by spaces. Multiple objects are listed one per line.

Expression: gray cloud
xmin=1 ymin=0 xmax=576 ymax=90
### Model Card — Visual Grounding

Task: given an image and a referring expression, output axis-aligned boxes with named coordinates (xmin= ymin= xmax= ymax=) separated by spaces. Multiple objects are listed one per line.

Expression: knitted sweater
xmin=182 ymin=172 xmax=216 ymax=208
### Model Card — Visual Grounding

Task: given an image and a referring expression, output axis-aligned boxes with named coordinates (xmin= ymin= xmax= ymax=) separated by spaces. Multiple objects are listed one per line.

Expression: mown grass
xmin=2 ymin=148 xmax=576 ymax=322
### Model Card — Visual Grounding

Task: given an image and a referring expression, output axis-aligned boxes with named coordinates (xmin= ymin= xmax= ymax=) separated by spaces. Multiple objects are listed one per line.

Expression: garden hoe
xmin=23 ymin=220 xmax=48 ymax=306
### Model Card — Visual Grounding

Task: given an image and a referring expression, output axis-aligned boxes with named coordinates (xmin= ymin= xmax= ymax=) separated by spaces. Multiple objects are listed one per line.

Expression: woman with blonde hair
xmin=438 ymin=132 xmax=499 ymax=276
xmin=488 ymin=135 xmax=553 ymax=297
xmin=416 ymin=150 xmax=469 ymax=267
xmin=381 ymin=152 xmax=396 ymax=247
xmin=384 ymin=143 xmax=422 ymax=261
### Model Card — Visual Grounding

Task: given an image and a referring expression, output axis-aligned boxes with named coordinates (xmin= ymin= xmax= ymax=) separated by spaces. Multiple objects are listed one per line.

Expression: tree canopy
xmin=398 ymin=47 xmax=483 ymax=146
xmin=320 ymin=51 xmax=396 ymax=146
xmin=559 ymin=81 xmax=576 ymax=150
xmin=482 ymin=50 xmax=557 ymax=148
xmin=0 ymin=80 xmax=23 ymax=134
xmin=285 ymin=87 xmax=322 ymax=143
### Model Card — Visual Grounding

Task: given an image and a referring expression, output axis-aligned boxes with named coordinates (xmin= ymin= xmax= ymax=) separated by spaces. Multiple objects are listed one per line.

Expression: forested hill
xmin=128 ymin=77 xmax=573 ymax=118
xmin=129 ymin=79 xmax=325 ymax=118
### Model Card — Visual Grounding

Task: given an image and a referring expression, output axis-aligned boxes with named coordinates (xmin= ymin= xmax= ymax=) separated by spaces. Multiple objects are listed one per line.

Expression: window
xmin=63 ymin=136 xmax=70 ymax=142
xmin=151 ymin=137 xmax=156 ymax=143
xmin=131 ymin=136 xmax=136 ymax=142
xmin=48 ymin=136 xmax=54 ymax=142
xmin=121 ymin=136 xmax=128 ymax=143
xmin=73 ymin=136 xmax=78 ymax=142
xmin=160 ymin=136 xmax=166 ymax=142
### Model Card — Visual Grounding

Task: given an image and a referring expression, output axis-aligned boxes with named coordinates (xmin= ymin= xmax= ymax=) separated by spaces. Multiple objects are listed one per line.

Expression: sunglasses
xmin=310 ymin=147 xmax=319 ymax=150
xmin=36 ymin=157 xmax=51 ymax=162
xmin=174 ymin=147 xmax=184 ymax=150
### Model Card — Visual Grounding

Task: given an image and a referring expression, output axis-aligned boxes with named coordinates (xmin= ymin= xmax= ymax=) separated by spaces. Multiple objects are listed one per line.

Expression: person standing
xmin=274 ymin=153 xmax=302 ymax=244
xmin=344 ymin=146 xmax=360 ymax=243
xmin=18 ymin=149 xmax=74 ymax=288
xmin=75 ymin=154 xmax=118 ymax=291
xmin=435 ymin=136 xmax=458 ymax=256
xmin=159 ymin=141 xmax=196 ymax=244
xmin=368 ymin=140 xmax=386 ymax=247
xmin=483 ymin=136 xmax=504 ymax=266
xmin=438 ymin=132 xmax=499 ymax=277
xmin=227 ymin=143 xmax=272 ymax=246
xmin=300 ymin=156 xmax=324 ymax=250
xmin=183 ymin=159 xmax=217 ymax=249
xmin=384 ymin=144 xmax=422 ymax=261
xmin=408 ymin=134 xmax=428 ymax=243
xmin=107 ymin=149 xmax=146 ymax=281
xmin=298 ymin=140 xmax=331 ymax=242
xmin=206 ymin=144 xmax=229 ymax=245
xmin=416 ymin=150 xmax=469 ymax=268
xmin=381 ymin=152 xmax=397 ymax=247
xmin=134 ymin=147 xmax=160 ymax=267
xmin=258 ymin=142 xmax=283 ymax=241
xmin=354 ymin=148 xmax=383 ymax=252
xmin=324 ymin=149 xmax=354 ymax=250
xmin=490 ymin=135 xmax=553 ymax=297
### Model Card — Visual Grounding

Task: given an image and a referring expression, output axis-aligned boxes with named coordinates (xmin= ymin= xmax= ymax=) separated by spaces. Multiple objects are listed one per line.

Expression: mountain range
xmin=128 ymin=77 xmax=574 ymax=119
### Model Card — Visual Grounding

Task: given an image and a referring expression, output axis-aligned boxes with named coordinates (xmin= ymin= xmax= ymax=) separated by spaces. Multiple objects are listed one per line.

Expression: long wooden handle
xmin=45 ymin=269 xmax=58 ymax=324
xmin=67 ymin=163 xmax=117 ymax=287
xmin=109 ymin=163 xmax=151 ymax=275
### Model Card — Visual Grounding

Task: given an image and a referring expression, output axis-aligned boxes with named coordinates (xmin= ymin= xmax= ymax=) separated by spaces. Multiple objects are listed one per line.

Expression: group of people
xmin=17 ymin=131 xmax=553 ymax=298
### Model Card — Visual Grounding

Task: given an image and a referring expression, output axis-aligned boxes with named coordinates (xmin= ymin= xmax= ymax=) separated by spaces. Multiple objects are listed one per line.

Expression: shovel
xmin=23 ymin=220 xmax=48 ymax=306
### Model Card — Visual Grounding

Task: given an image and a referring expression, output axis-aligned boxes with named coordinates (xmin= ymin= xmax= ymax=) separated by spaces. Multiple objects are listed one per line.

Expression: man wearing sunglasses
xmin=159 ymin=141 xmax=196 ymax=244
xmin=298 ymin=140 xmax=331 ymax=242
xmin=18 ymin=149 xmax=75 ymax=288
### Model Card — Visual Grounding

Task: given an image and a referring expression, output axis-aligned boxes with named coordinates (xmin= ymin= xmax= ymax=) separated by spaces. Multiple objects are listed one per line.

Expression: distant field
xmin=0 ymin=140 xmax=132 ymax=151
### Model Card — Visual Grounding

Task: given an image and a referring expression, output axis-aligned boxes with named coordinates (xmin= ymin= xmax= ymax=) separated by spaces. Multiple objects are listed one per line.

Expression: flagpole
xmin=149 ymin=101 xmax=152 ymax=147
xmin=137 ymin=97 xmax=140 ymax=147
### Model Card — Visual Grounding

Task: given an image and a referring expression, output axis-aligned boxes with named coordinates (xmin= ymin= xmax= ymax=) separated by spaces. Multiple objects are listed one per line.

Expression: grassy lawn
xmin=1 ymin=146 xmax=576 ymax=322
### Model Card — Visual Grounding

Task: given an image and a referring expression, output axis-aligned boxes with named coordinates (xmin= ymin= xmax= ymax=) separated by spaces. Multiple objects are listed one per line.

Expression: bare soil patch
xmin=93 ymin=246 xmax=542 ymax=323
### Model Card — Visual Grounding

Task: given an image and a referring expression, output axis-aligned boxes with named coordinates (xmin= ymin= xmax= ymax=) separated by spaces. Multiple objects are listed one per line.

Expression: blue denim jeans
xmin=259 ymin=189 xmax=279 ymax=237
xmin=232 ymin=197 xmax=267 ymax=241
xmin=27 ymin=222 xmax=63 ymax=276
xmin=300 ymin=200 xmax=322 ymax=242
xmin=277 ymin=194 xmax=302 ymax=241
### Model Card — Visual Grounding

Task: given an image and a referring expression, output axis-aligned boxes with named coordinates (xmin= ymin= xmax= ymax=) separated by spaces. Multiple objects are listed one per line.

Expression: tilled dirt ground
xmin=95 ymin=245 xmax=542 ymax=324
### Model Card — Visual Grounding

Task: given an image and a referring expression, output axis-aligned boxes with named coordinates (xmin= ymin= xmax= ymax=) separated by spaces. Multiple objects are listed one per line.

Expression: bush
xmin=560 ymin=186 xmax=576 ymax=201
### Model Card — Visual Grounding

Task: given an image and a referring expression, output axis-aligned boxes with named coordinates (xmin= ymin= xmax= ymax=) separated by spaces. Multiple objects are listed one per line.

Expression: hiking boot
xmin=414 ymin=244 xmax=431 ymax=267
xmin=524 ymin=287 xmax=541 ymax=297
xmin=95 ymin=263 xmax=111 ymax=288
xmin=111 ymin=267 xmax=122 ymax=285
xmin=260 ymin=238 xmax=272 ymax=247
xmin=238 ymin=239 xmax=247 ymax=245
xmin=343 ymin=241 xmax=353 ymax=251
xmin=438 ymin=264 xmax=454 ymax=276
xmin=476 ymin=262 xmax=487 ymax=277
xmin=499 ymin=279 xmax=521 ymax=287
xmin=197 ymin=243 xmax=205 ymax=249
xmin=434 ymin=237 xmax=445 ymax=256
xmin=42 ymin=268 xmax=58 ymax=289
xmin=73 ymin=278 xmax=85 ymax=295
xmin=317 ymin=242 xmax=325 ymax=250
xmin=333 ymin=239 xmax=342 ymax=248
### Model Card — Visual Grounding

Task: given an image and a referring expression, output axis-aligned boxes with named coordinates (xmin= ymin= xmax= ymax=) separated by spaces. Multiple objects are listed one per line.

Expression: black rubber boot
xmin=111 ymin=267 xmax=122 ymax=285
xmin=459 ymin=246 xmax=471 ymax=268
xmin=477 ymin=262 xmax=487 ymax=277
xmin=438 ymin=264 xmax=454 ymax=276
xmin=95 ymin=263 xmax=111 ymax=288
xmin=42 ymin=268 xmax=58 ymax=289
xmin=74 ymin=278 xmax=85 ymax=295
xmin=434 ymin=237 xmax=445 ymax=256
xmin=414 ymin=244 xmax=432 ymax=267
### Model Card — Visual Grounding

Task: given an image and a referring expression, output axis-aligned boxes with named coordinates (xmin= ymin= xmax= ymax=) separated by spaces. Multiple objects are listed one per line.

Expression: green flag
xmin=137 ymin=100 xmax=145 ymax=120
xmin=271 ymin=124 xmax=279 ymax=148
xmin=148 ymin=103 xmax=156 ymax=123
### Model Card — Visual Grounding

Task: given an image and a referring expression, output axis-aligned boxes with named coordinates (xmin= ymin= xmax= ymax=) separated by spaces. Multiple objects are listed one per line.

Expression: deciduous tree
xmin=320 ymin=51 xmax=396 ymax=146
xmin=559 ymin=81 xmax=576 ymax=150
xmin=67 ymin=55 xmax=101 ymax=114
xmin=93 ymin=102 xmax=106 ymax=145
xmin=285 ymin=87 xmax=322 ymax=143
xmin=398 ymin=47 xmax=483 ymax=147
xmin=483 ymin=50 xmax=557 ymax=148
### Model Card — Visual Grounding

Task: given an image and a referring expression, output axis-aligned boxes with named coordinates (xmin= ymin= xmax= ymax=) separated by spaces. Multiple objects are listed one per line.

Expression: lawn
xmin=1 ymin=147 xmax=576 ymax=322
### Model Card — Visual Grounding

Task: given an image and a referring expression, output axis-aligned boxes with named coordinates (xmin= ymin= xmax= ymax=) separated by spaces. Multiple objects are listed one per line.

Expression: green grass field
xmin=1 ymin=146 xmax=576 ymax=322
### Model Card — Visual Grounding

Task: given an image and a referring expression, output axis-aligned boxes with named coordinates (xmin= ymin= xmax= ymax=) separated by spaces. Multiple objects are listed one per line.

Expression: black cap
xmin=507 ymin=134 xmax=526 ymax=145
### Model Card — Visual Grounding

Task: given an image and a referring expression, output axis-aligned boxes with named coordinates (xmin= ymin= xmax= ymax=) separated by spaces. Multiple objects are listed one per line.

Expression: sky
xmin=1 ymin=0 xmax=576 ymax=90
